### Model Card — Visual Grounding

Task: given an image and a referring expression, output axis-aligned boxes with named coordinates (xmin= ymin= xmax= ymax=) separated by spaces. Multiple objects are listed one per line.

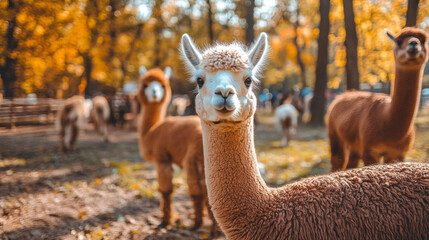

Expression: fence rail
xmin=0 ymin=98 xmax=64 ymax=129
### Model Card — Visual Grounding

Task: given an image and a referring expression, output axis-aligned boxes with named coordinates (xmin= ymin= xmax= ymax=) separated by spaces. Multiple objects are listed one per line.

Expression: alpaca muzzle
xmin=406 ymin=38 xmax=421 ymax=55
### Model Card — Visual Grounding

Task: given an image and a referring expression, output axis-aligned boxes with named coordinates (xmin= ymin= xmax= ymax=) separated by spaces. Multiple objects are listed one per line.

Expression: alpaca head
xmin=138 ymin=66 xmax=172 ymax=105
xmin=180 ymin=33 xmax=268 ymax=125
xmin=386 ymin=27 xmax=428 ymax=69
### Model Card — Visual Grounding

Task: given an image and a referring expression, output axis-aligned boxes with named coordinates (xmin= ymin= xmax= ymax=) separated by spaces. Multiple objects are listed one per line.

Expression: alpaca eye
xmin=143 ymin=84 xmax=148 ymax=89
xmin=196 ymin=77 xmax=204 ymax=88
xmin=396 ymin=41 xmax=403 ymax=46
xmin=244 ymin=77 xmax=252 ymax=88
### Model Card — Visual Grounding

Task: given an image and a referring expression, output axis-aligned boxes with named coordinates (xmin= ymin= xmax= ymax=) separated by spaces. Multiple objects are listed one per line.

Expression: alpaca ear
xmin=180 ymin=34 xmax=202 ymax=72
xmin=248 ymin=32 xmax=269 ymax=71
xmin=139 ymin=66 xmax=147 ymax=77
xmin=164 ymin=66 xmax=172 ymax=81
xmin=385 ymin=29 xmax=395 ymax=42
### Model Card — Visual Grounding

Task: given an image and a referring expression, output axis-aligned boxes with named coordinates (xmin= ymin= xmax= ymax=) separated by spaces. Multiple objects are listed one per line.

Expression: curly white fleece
xmin=201 ymin=43 xmax=249 ymax=72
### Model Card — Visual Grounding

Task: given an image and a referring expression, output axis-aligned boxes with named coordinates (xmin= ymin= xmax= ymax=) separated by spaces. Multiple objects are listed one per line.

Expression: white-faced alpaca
xmin=181 ymin=32 xmax=429 ymax=239
xmin=171 ymin=95 xmax=191 ymax=116
xmin=137 ymin=67 xmax=217 ymax=232
xmin=57 ymin=95 xmax=89 ymax=152
xmin=275 ymin=102 xmax=297 ymax=147
xmin=90 ymin=96 xmax=110 ymax=142
xmin=328 ymin=27 xmax=429 ymax=171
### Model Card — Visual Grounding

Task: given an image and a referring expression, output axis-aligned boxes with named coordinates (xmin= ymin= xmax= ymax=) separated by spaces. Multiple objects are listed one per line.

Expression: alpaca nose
xmin=215 ymin=85 xmax=235 ymax=99
xmin=407 ymin=39 xmax=420 ymax=54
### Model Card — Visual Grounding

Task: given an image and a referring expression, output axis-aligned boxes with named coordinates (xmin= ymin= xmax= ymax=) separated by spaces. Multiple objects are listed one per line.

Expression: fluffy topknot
xmin=395 ymin=27 xmax=428 ymax=44
xmin=201 ymin=43 xmax=249 ymax=72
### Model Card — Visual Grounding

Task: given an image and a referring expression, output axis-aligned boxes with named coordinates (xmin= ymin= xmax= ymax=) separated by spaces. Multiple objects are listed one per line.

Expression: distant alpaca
xmin=171 ymin=95 xmax=190 ymax=116
xmin=57 ymin=95 xmax=89 ymax=152
xmin=328 ymin=27 xmax=428 ymax=171
xmin=275 ymin=101 xmax=297 ymax=147
xmin=90 ymin=96 xmax=110 ymax=142
xmin=137 ymin=67 xmax=217 ymax=231
xmin=291 ymin=87 xmax=313 ymax=123
xmin=181 ymin=32 xmax=429 ymax=239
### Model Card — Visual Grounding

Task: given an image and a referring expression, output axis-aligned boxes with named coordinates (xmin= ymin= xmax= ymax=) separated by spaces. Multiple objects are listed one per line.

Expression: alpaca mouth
xmin=218 ymin=107 xmax=232 ymax=114
xmin=212 ymin=119 xmax=242 ymax=125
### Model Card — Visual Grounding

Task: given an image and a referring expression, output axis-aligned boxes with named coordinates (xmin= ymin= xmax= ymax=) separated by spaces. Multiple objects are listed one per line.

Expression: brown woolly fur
xmin=90 ymin=96 xmax=110 ymax=142
xmin=202 ymin=116 xmax=429 ymax=240
xmin=328 ymin=27 xmax=428 ymax=171
xmin=57 ymin=95 xmax=86 ymax=153
xmin=137 ymin=68 xmax=217 ymax=232
xmin=181 ymin=32 xmax=429 ymax=240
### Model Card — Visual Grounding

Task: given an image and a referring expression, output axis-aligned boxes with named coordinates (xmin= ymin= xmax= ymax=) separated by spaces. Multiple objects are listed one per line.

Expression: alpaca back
xmin=142 ymin=115 xmax=203 ymax=167
xmin=275 ymin=103 xmax=297 ymax=134
xmin=57 ymin=95 xmax=86 ymax=151
xmin=57 ymin=96 xmax=86 ymax=130
xmin=91 ymin=96 xmax=110 ymax=124
xmin=328 ymin=91 xmax=391 ymax=153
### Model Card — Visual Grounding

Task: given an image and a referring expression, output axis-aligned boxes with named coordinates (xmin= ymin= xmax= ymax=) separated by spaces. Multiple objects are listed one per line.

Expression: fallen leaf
xmin=95 ymin=178 xmax=102 ymax=184
xmin=78 ymin=211 xmax=86 ymax=219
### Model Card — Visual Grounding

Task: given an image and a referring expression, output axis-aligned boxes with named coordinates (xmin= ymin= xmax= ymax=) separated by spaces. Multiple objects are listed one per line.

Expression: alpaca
xmin=291 ymin=87 xmax=313 ymax=123
xmin=171 ymin=95 xmax=191 ymax=116
xmin=57 ymin=95 xmax=89 ymax=152
xmin=328 ymin=27 xmax=428 ymax=171
xmin=181 ymin=32 xmax=429 ymax=239
xmin=90 ymin=96 xmax=110 ymax=142
xmin=137 ymin=67 xmax=217 ymax=232
xmin=275 ymin=102 xmax=297 ymax=147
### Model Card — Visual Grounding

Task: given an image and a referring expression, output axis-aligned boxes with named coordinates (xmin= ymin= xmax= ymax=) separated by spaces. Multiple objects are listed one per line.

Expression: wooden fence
xmin=0 ymin=98 xmax=64 ymax=129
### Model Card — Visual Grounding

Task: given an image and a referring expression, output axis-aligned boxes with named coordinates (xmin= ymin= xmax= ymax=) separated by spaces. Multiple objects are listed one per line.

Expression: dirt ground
xmin=1 ymin=112 xmax=428 ymax=240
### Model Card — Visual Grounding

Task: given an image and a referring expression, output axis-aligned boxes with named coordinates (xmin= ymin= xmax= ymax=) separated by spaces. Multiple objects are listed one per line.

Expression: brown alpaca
xmin=181 ymin=32 xmax=429 ymax=239
xmin=328 ymin=27 xmax=428 ymax=171
xmin=137 ymin=67 xmax=217 ymax=231
xmin=90 ymin=96 xmax=110 ymax=142
xmin=57 ymin=95 xmax=88 ymax=152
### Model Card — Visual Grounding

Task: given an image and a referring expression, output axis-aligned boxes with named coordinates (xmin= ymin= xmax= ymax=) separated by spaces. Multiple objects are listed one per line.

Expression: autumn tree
xmin=310 ymin=0 xmax=330 ymax=126
xmin=343 ymin=0 xmax=359 ymax=90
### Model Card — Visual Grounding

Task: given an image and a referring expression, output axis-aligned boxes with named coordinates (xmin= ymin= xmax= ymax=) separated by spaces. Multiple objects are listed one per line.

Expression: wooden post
xmin=9 ymin=98 xmax=15 ymax=129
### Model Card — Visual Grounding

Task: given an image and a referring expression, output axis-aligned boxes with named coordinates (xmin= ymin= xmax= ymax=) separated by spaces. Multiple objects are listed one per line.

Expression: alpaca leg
xmin=185 ymin=158 xmax=205 ymax=230
xmin=189 ymin=195 xmax=204 ymax=230
xmin=362 ymin=150 xmax=379 ymax=166
xmin=329 ymin=134 xmax=345 ymax=171
xmin=60 ymin=125 xmax=67 ymax=153
xmin=281 ymin=130 xmax=288 ymax=147
xmin=102 ymin=121 xmax=109 ymax=142
xmin=69 ymin=123 xmax=79 ymax=151
xmin=384 ymin=154 xmax=405 ymax=164
xmin=346 ymin=152 xmax=360 ymax=169
xmin=156 ymin=163 xmax=173 ymax=228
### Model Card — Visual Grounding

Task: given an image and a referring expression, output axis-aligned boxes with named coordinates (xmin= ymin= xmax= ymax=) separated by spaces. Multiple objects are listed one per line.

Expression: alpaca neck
xmin=386 ymin=66 xmax=423 ymax=139
xmin=139 ymin=104 xmax=167 ymax=137
xmin=201 ymin=117 xmax=270 ymax=229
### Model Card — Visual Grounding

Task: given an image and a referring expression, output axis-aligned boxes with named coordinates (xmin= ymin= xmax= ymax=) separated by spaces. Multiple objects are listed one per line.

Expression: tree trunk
xmin=153 ymin=0 xmax=163 ymax=67
xmin=206 ymin=0 xmax=214 ymax=43
xmin=343 ymin=0 xmax=359 ymax=90
xmin=120 ymin=23 xmax=143 ymax=87
xmin=405 ymin=0 xmax=419 ymax=27
xmin=108 ymin=0 xmax=117 ymax=60
xmin=310 ymin=0 xmax=330 ymax=126
xmin=245 ymin=0 xmax=255 ymax=45
xmin=293 ymin=3 xmax=307 ymax=88
xmin=1 ymin=0 xmax=19 ymax=98
xmin=83 ymin=54 xmax=93 ymax=97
